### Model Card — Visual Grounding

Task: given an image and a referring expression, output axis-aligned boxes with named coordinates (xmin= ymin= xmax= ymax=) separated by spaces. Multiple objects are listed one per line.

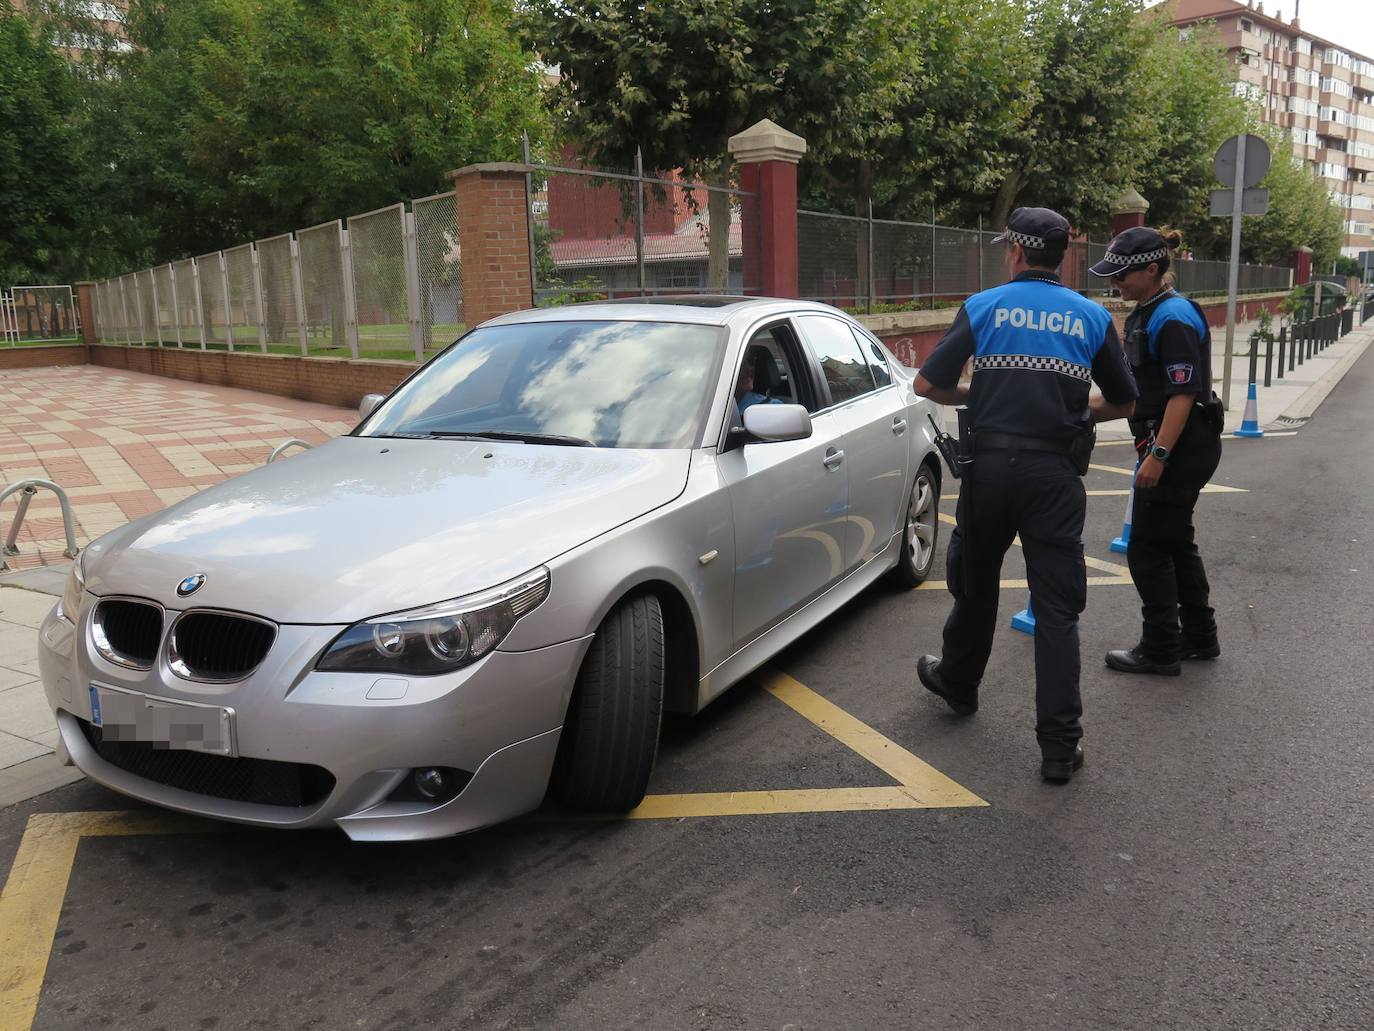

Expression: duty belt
xmin=973 ymin=432 xmax=1073 ymax=455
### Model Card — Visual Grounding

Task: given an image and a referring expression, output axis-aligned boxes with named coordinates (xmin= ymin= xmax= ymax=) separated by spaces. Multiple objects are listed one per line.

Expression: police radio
xmin=927 ymin=413 xmax=964 ymax=480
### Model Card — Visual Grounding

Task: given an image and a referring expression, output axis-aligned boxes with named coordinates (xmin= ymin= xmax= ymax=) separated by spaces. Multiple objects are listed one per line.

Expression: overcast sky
xmin=1284 ymin=0 xmax=1374 ymax=60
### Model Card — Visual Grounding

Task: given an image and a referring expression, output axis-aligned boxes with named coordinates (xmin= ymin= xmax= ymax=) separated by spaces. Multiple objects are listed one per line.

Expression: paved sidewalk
xmin=1212 ymin=314 xmax=1373 ymax=433
xmin=0 ymin=365 xmax=357 ymax=570
xmin=1 ymin=366 xmax=358 ymax=802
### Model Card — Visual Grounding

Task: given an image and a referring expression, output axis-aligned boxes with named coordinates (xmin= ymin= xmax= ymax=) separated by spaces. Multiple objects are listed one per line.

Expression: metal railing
xmin=527 ymin=146 xmax=758 ymax=304
xmin=1 ymin=479 xmax=81 ymax=572
xmin=89 ymin=191 xmax=463 ymax=362
xmin=1 ymin=285 xmax=81 ymax=344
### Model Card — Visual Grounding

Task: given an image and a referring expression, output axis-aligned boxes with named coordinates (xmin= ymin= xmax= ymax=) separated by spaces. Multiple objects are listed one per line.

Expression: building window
xmin=1240 ymin=17 xmax=1254 ymax=32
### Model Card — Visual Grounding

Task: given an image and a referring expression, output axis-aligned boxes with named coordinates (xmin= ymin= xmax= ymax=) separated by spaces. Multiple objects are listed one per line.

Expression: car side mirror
xmin=358 ymin=393 xmax=384 ymax=421
xmin=741 ymin=403 xmax=812 ymax=443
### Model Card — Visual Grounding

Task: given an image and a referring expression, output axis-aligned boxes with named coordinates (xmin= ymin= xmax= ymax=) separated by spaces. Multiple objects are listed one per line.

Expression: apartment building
xmin=1167 ymin=0 xmax=1374 ymax=258
xmin=13 ymin=1 xmax=132 ymax=58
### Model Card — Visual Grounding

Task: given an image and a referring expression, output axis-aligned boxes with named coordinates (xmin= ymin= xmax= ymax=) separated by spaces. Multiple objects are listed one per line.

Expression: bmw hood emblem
xmin=177 ymin=573 xmax=207 ymax=597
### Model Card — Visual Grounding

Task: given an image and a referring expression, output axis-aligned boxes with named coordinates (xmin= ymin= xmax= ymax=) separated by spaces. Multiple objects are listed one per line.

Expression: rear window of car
xmin=360 ymin=321 xmax=725 ymax=449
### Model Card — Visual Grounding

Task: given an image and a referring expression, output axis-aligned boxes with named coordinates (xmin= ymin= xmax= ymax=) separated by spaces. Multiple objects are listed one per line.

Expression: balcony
xmin=1351 ymin=152 xmax=1374 ymax=176
xmin=1320 ymin=90 xmax=1354 ymax=108
xmin=1319 ymin=119 xmax=1351 ymax=140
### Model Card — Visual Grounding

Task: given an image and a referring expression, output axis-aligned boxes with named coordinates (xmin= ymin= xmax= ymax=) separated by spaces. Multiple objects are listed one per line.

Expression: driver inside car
xmin=735 ymin=345 xmax=787 ymax=414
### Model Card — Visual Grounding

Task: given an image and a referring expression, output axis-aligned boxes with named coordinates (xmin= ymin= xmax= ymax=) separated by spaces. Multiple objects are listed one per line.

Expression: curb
xmin=0 ymin=752 xmax=83 ymax=809
xmin=1276 ymin=329 xmax=1373 ymax=423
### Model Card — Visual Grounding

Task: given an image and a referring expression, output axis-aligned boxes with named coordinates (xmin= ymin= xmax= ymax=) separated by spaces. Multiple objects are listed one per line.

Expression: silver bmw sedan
xmin=36 ymin=297 xmax=944 ymax=841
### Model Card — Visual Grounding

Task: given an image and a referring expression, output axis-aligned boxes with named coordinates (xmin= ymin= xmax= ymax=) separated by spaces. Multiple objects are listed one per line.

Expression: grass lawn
xmin=89 ymin=322 xmax=461 ymax=363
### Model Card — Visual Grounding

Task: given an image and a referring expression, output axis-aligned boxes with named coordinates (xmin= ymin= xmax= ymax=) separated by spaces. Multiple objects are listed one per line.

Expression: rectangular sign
xmin=1210 ymin=187 xmax=1269 ymax=217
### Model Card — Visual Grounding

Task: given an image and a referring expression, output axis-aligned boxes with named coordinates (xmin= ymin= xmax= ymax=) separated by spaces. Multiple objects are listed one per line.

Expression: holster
xmin=1068 ymin=424 xmax=1096 ymax=476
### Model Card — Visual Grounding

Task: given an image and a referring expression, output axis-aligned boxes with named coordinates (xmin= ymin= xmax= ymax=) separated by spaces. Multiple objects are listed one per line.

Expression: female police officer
xmin=1088 ymin=227 xmax=1223 ymax=676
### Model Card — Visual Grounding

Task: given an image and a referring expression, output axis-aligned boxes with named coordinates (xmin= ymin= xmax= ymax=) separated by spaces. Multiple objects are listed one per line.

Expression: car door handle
xmin=892 ymin=417 xmax=907 ymax=436
xmin=823 ymin=448 xmax=845 ymax=470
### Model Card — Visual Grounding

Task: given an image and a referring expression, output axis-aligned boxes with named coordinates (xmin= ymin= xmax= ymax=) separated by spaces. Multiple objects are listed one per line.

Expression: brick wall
xmin=86 ymin=345 xmax=415 ymax=408
xmin=0 ymin=344 xmax=90 ymax=371
xmin=451 ymin=164 xmax=534 ymax=325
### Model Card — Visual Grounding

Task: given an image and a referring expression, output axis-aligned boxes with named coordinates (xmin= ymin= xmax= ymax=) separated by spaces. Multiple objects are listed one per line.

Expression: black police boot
xmin=916 ymin=655 xmax=977 ymax=716
xmin=1041 ymin=743 xmax=1085 ymax=784
xmin=1180 ymin=640 xmax=1221 ymax=660
xmin=1105 ymin=645 xmax=1181 ymax=677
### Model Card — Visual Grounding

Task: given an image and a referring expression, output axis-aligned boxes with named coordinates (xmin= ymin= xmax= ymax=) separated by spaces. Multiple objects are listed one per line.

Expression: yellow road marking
xmin=761 ymin=669 xmax=985 ymax=806
xmin=1088 ymin=462 xmax=1135 ymax=476
xmin=0 ymin=811 xmax=215 ymax=1031
xmin=1 ymin=670 xmax=987 ymax=1028
xmin=626 ymin=785 xmax=970 ymax=819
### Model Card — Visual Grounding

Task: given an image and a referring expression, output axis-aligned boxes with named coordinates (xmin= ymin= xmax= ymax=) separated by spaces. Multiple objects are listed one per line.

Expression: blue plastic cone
xmin=1234 ymin=382 xmax=1264 ymax=438
xmin=1111 ymin=478 xmax=1135 ymax=554
xmin=1011 ymin=594 xmax=1036 ymax=635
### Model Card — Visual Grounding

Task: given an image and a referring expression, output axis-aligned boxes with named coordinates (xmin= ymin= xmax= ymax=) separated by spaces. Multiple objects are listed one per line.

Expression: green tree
xmin=54 ymin=0 xmax=551 ymax=271
xmin=526 ymin=0 xmax=891 ymax=288
xmin=0 ymin=7 xmax=81 ymax=284
xmin=799 ymin=0 xmax=1035 ymax=225
xmin=989 ymin=0 xmax=1164 ymax=229
xmin=1133 ymin=17 xmax=1248 ymax=243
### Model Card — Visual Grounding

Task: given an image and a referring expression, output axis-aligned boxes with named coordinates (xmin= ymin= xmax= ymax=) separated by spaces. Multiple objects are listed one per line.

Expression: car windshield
xmin=359 ymin=320 xmax=725 ymax=449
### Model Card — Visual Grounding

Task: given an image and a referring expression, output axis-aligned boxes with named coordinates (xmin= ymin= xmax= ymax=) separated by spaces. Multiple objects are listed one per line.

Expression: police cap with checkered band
xmin=990 ymin=207 xmax=1070 ymax=256
xmin=1088 ymin=226 xmax=1170 ymax=277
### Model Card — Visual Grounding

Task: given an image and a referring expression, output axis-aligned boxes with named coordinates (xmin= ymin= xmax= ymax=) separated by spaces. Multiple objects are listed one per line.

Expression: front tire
xmin=894 ymin=462 xmax=939 ymax=587
xmin=554 ymin=594 xmax=665 ymax=811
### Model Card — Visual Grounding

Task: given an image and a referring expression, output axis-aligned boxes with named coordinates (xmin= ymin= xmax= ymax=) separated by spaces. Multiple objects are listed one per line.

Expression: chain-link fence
xmin=87 ymin=187 xmax=466 ymax=359
xmin=348 ymin=203 xmax=410 ymax=355
xmin=531 ymin=159 xmax=756 ymax=304
xmin=256 ymin=233 xmax=301 ymax=351
xmin=0 ymin=285 xmax=80 ymax=343
xmin=298 ymin=219 xmax=351 ymax=354
xmin=801 ymin=208 xmax=1289 ymax=310
xmin=413 ymin=190 xmax=462 ymax=352
xmin=223 ymin=243 xmax=262 ymax=351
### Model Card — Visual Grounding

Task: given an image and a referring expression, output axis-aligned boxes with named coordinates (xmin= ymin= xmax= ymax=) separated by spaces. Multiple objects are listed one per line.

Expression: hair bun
xmin=1160 ymin=228 xmax=1184 ymax=251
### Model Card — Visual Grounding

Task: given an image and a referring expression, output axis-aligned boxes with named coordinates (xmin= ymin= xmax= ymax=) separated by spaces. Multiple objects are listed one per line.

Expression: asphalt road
xmin=3 ymin=347 xmax=1373 ymax=1031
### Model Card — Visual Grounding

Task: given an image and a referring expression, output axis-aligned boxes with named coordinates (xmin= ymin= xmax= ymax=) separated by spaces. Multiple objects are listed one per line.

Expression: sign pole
xmin=1220 ymin=137 xmax=1247 ymax=412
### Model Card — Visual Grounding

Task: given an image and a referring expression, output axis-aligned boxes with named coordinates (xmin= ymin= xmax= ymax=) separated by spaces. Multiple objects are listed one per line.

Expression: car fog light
xmin=414 ymin=767 xmax=450 ymax=799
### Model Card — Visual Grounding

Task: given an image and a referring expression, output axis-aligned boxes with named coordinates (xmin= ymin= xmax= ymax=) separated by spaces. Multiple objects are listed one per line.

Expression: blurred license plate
xmin=88 ymin=684 xmax=236 ymax=756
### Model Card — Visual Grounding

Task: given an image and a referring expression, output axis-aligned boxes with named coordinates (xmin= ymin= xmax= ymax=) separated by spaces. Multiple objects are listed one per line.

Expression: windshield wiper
xmin=427 ymin=430 xmax=595 ymax=447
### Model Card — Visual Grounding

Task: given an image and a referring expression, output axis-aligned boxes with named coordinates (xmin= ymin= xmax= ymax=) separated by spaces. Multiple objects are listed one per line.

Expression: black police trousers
xmin=939 ymin=449 xmax=1087 ymax=760
xmin=1128 ymin=417 xmax=1222 ymax=660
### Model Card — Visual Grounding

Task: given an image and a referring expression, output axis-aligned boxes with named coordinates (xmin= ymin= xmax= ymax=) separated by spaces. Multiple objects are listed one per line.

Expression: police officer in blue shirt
xmin=913 ymin=207 xmax=1138 ymax=783
xmin=1088 ymin=227 xmax=1224 ymax=677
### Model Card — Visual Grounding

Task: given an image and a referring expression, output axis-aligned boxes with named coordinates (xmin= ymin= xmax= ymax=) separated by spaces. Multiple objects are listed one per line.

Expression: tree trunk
xmin=707 ymin=154 xmax=731 ymax=291
xmin=990 ymin=170 xmax=1023 ymax=230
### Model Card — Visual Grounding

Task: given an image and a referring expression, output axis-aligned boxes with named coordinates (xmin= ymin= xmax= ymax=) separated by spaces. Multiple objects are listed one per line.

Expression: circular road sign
xmin=1214 ymin=134 xmax=1271 ymax=189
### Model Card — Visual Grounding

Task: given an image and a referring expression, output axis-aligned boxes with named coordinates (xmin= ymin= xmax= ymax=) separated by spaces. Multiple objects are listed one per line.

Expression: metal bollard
xmin=1276 ymin=326 xmax=1285 ymax=380
xmin=1247 ymin=332 xmax=1260 ymax=387
xmin=1263 ymin=330 xmax=1273 ymax=387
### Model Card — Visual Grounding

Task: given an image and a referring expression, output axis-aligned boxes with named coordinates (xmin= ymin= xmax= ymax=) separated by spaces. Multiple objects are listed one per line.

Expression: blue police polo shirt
xmin=1124 ymin=289 xmax=1213 ymax=421
xmin=920 ymin=271 xmax=1137 ymax=440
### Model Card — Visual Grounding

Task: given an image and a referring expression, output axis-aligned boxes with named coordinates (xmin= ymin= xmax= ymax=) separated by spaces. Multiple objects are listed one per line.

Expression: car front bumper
xmin=38 ymin=600 xmax=590 ymax=841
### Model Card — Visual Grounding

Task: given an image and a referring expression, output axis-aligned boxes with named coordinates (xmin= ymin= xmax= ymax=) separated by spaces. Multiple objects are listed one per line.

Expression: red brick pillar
xmin=74 ymin=282 xmax=97 ymax=344
xmin=447 ymin=162 xmax=535 ymax=326
xmin=1289 ymin=246 xmax=1312 ymax=286
xmin=1110 ymin=188 xmax=1149 ymax=238
xmin=729 ymin=120 xmax=806 ymax=298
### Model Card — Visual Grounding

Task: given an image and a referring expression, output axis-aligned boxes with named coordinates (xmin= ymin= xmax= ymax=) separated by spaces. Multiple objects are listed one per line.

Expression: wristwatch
xmin=1149 ymin=444 xmax=1171 ymax=462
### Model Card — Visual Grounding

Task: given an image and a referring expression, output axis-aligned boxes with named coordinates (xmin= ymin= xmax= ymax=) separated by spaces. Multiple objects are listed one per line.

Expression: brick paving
xmin=0 ymin=366 xmax=357 ymax=569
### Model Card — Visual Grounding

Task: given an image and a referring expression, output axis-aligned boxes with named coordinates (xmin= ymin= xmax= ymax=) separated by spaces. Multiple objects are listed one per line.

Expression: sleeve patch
xmin=1167 ymin=362 xmax=1194 ymax=385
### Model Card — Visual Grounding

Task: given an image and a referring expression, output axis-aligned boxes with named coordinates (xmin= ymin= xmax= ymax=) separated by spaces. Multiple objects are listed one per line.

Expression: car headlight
xmin=59 ymin=557 xmax=86 ymax=624
xmin=316 ymin=567 xmax=550 ymax=675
